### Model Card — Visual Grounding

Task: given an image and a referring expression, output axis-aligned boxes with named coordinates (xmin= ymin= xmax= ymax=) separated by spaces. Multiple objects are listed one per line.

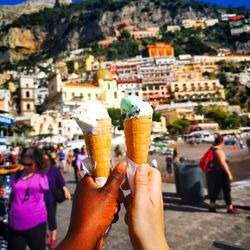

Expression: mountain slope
xmin=0 ymin=0 xmax=249 ymax=69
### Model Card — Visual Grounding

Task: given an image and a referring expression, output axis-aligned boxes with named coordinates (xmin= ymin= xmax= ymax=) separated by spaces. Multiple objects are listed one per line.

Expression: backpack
xmin=199 ymin=147 xmax=217 ymax=172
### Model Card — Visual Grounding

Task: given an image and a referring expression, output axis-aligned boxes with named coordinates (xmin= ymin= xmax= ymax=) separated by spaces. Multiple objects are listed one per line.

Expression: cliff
xmin=0 ymin=0 xmax=249 ymax=67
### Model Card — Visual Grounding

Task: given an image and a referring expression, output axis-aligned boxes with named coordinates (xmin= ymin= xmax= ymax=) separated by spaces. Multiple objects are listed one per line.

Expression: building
xmin=0 ymin=90 xmax=11 ymax=113
xmin=161 ymin=108 xmax=204 ymax=124
xmin=15 ymin=111 xmax=63 ymax=137
xmin=147 ymin=43 xmax=174 ymax=57
xmin=170 ymin=79 xmax=225 ymax=102
xmin=229 ymin=15 xmax=250 ymax=35
xmin=205 ymin=19 xmax=219 ymax=27
xmin=166 ymin=25 xmax=181 ymax=32
xmin=19 ymin=75 xmax=36 ymax=115
xmin=48 ymin=68 xmax=124 ymax=112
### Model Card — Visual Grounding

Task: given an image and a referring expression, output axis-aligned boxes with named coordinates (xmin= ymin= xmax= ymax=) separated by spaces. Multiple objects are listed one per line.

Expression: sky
xmin=0 ymin=0 xmax=249 ymax=9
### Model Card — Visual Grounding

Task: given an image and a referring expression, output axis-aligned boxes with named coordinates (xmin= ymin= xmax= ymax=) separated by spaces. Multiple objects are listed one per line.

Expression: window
xmin=108 ymin=83 xmax=110 ymax=90
xmin=58 ymin=122 xmax=62 ymax=127
xmin=27 ymin=104 xmax=30 ymax=110
xmin=114 ymin=92 xmax=117 ymax=99
xmin=80 ymin=93 xmax=83 ymax=98
xmin=26 ymin=91 xmax=30 ymax=98
xmin=88 ymin=93 xmax=91 ymax=100
xmin=96 ymin=93 xmax=98 ymax=99
xmin=72 ymin=93 xmax=75 ymax=98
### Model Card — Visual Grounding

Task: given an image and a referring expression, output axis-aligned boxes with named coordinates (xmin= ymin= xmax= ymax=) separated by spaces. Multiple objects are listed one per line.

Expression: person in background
xmin=165 ymin=151 xmax=173 ymax=175
xmin=43 ymin=153 xmax=71 ymax=249
xmin=173 ymin=147 xmax=178 ymax=161
xmin=8 ymin=147 xmax=49 ymax=250
xmin=207 ymin=135 xmax=239 ymax=214
xmin=76 ymin=146 xmax=88 ymax=179
xmin=72 ymin=148 xmax=80 ymax=183
xmin=247 ymin=137 xmax=250 ymax=154
xmin=57 ymin=163 xmax=169 ymax=250
xmin=57 ymin=147 xmax=66 ymax=172
xmin=66 ymin=149 xmax=74 ymax=173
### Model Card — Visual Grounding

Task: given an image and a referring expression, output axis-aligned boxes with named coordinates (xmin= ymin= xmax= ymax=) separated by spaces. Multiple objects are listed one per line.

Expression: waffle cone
xmin=124 ymin=116 xmax=152 ymax=165
xmin=84 ymin=118 xmax=111 ymax=178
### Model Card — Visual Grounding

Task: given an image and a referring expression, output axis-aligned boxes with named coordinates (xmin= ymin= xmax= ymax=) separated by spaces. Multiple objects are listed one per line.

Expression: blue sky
xmin=0 ymin=0 xmax=249 ymax=9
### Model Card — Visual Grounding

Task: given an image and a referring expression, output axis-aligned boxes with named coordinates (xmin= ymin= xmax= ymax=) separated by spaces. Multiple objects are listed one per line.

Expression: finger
xmin=134 ymin=164 xmax=149 ymax=199
xmin=78 ymin=175 xmax=98 ymax=190
xmin=148 ymin=167 xmax=162 ymax=198
xmin=102 ymin=162 xmax=127 ymax=195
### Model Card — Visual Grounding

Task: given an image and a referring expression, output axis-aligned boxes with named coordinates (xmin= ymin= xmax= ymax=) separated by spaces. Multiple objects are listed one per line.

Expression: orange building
xmin=147 ymin=43 xmax=174 ymax=57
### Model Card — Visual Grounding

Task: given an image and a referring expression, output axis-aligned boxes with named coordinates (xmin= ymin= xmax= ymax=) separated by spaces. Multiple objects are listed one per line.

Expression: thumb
xmin=134 ymin=164 xmax=149 ymax=198
xmin=102 ymin=162 xmax=127 ymax=195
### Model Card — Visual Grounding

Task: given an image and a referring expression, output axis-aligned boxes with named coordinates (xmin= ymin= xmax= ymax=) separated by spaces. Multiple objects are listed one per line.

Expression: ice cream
xmin=121 ymin=95 xmax=153 ymax=165
xmin=74 ymin=103 xmax=112 ymax=187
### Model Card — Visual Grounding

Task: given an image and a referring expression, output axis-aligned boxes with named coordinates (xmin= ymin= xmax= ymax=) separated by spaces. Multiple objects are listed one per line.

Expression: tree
xmin=107 ymin=108 xmax=123 ymax=135
xmin=118 ymin=29 xmax=131 ymax=41
xmin=153 ymin=111 xmax=162 ymax=122
xmin=167 ymin=119 xmax=190 ymax=135
xmin=205 ymin=109 xmax=227 ymax=128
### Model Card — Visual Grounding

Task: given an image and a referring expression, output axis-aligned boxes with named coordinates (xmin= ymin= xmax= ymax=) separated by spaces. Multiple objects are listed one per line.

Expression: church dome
xmin=94 ymin=68 xmax=113 ymax=82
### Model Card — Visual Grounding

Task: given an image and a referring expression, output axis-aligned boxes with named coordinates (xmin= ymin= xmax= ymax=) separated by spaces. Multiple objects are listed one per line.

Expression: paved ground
xmin=56 ymin=170 xmax=250 ymax=250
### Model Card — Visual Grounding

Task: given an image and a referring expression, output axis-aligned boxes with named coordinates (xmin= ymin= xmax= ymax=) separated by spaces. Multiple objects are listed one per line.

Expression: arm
xmin=216 ymin=150 xmax=233 ymax=181
xmin=55 ymin=167 xmax=71 ymax=200
xmin=56 ymin=162 xmax=127 ymax=250
xmin=124 ymin=165 xmax=169 ymax=250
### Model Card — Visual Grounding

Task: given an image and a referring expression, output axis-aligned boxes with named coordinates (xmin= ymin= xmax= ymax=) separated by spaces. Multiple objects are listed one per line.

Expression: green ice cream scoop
xmin=120 ymin=95 xmax=143 ymax=119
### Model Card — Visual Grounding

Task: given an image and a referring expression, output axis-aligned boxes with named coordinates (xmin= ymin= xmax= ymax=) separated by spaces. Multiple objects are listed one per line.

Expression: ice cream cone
xmin=124 ymin=116 xmax=152 ymax=165
xmin=84 ymin=118 xmax=111 ymax=179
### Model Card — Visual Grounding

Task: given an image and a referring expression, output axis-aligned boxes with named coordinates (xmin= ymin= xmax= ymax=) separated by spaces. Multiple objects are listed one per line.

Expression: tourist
xmin=8 ymin=147 xmax=49 ymax=250
xmin=247 ymin=137 xmax=250 ymax=154
xmin=76 ymin=146 xmax=88 ymax=179
xmin=43 ymin=153 xmax=71 ymax=249
xmin=66 ymin=149 xmax=74 ymax=173
xmin=57 ymin=147 xmax=66 ymax=172
xmin=165 ymin=151 xmax=173 ymax=175
xmin=56 ymin=162 xmax=169 ymax=250
xmin=72 ymin=148 xmax=80 ymax=183
xmin=207 ymin=135 xmax=239 ymax=214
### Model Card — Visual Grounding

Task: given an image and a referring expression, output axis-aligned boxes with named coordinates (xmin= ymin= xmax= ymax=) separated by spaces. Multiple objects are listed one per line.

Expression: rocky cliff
xmin=0 ymin=0 xmax=249 ymax=67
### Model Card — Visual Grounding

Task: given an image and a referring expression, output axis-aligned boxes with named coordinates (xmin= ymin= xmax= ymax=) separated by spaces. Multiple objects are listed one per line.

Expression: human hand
xmin=124 ymin=165 xmax=169 ymax=250
xmin=57 ymin=162 xmax=127 ymax=250
xmin=228 ymin=172 xmax=234 ymax=181
xmin=63 ymin=187 xmax=71 ymax=200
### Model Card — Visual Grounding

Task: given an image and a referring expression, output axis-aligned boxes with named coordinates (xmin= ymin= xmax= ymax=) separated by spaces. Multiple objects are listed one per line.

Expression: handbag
xmin=54 ymin=186 xmax=65 ymax=203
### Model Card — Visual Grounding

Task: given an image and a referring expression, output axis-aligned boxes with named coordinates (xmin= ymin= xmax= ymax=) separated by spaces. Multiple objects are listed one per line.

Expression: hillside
xmin=0 ymin=0 xmax=249 ymax=70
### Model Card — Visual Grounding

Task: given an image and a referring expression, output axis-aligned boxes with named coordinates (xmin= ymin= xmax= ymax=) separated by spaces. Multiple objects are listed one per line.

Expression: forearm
xmin=131 ymin=232 xmax=169 ymax=250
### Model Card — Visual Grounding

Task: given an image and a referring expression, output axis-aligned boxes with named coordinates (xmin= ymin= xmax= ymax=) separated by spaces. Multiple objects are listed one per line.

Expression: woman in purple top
xmin=43 ymin=153 xmax=71 ymax=248
xmin=8 ymin=147 xmax=49 ymax=250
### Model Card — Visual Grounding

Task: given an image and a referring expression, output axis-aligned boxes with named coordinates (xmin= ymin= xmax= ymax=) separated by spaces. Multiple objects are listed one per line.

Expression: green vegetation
xmin=107 ymin=108 xmax=123 ymax=135
xmin=167 ymin=119 xmax=191 ymax=135
xmin=153 ymin=111 xmax=162 ymax=122
xmin=215 ymin=61 xmax=250 ymax=110
xmin=205 ymin=106 xmax=240 ymax=129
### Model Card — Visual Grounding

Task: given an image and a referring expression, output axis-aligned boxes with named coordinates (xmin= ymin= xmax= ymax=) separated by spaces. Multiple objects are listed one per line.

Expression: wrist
xmin=60 ymin=228 xmax=101 ymax=250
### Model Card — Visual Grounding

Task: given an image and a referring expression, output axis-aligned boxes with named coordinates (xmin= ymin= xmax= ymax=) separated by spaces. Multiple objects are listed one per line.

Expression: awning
xmin=0 ymin=115 xmax=15 ymax=126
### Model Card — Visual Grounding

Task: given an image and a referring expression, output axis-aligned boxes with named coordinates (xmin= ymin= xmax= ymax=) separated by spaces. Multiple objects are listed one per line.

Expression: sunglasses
xmin=22 ymin=163 xmax=34 ymax=167
xmin=22 ymin=188 xmax=30 ymax=203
